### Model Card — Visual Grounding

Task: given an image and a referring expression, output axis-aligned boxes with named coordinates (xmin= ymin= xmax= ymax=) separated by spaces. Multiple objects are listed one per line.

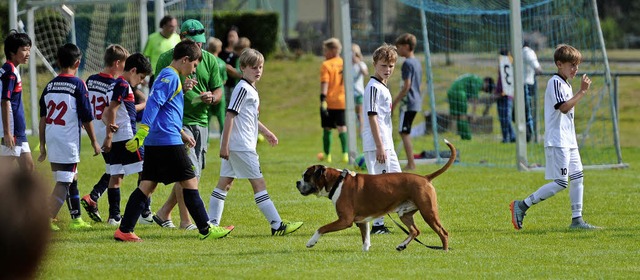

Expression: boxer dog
xmin=296 ymin=140 xmax=456 ymax=252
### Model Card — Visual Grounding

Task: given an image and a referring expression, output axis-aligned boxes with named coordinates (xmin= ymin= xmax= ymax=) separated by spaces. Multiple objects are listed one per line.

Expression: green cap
xmin=180 ymin=19 xmax=206 ymax=43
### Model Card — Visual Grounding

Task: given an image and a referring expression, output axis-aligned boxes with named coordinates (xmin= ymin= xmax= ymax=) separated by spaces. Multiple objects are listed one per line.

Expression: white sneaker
xmin=107 ymin=217 xmax=121 ymax=226
xmin=138 ymin=213 xmax=154 ymax=225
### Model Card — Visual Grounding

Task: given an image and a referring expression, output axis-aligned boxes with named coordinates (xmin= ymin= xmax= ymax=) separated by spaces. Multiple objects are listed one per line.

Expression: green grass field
xmin=34 ymin=54 xmax=640 ymax=279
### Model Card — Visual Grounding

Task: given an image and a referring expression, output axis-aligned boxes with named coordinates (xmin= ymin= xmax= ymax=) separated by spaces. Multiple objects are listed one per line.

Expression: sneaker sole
xmin=80 ymin=199 xmax=103 ymax=223
xmin=509 ymin=201 xmax=521 ymax=230
xmin=201 ymin=227 xmax=234 ymax=240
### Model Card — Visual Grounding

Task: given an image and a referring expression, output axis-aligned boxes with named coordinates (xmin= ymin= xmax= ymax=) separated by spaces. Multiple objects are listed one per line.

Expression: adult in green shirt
xmin=152 ymin=19 xmax=224 ymax=230
xmin=447 ymin=74 xmax=494 ymax=140
xmin=143 ymin=15 xmax=181 ymax=88
xmin=206 ymin=36 xmax=228 ymax=134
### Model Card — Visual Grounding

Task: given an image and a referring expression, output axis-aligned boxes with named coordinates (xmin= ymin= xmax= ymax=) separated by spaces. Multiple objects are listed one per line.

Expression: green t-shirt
xmin=143 ymin=32 xmax=181 ymax=73
xmin=155 ymin=49 xmax=223 ymax=127
xmin=447 ymin=74 xmax=483 ymax=99
xmin=215 ymin=56 xmax=228 ymax=82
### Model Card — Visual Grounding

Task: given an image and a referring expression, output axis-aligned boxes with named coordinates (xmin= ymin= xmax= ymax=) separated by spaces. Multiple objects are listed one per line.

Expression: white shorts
xmin=544 ymin=147 xmax=583 ymax=180
xmin=51 ymin=163 xmax=78 ymax=183
xmin=219 ymin=150 xmax=263 ymax=179
xmin=0 ymin=142 xmax=31 ymax=157
xmin=364 ymin=149 xmax=401 ymax=175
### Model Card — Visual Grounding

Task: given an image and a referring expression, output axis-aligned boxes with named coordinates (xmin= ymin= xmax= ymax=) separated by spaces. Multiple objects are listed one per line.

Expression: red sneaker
xmin=114 ymin=228 xmax=142 ymax=242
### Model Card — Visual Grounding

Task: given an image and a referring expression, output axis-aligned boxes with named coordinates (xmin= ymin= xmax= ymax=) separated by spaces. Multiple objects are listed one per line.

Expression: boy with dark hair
xmin=39 ymin=43 xmax=102 ymax=230
xmin=1 ymin=31 xmax=33 ymax=172
xmin=81 ymin=44 xmax=129 ymax=223
xmin=510 ymin=44 xmax=599 ymax=230
xmin=393 ymin=33 xmax=423 ymax=171
xmin=100 ymin=53 xmax=152 ymax=226
xmin=115 ymin=40 xmax=233 ymax=241
xmin=152 ymin=19 xmax=223 ymax=230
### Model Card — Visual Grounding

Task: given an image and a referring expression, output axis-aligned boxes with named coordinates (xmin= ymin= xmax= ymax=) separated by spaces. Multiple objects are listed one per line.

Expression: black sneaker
xmin=370 ymin=225 xmax=391 ymax=234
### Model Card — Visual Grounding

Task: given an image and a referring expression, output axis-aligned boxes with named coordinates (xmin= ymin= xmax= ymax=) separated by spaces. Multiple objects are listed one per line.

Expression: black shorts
xmin=140 ymin=145 xmax=195 ymax=185
xmin=399 ymin=111 xmax=418 ymax=134
xmin=108 ymin=141 xmax=143 ymax=165
xmin=321 ymin=109 xmax=346 ymax=128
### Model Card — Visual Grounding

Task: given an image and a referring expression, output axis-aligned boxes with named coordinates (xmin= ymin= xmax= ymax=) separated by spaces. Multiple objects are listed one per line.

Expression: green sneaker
xmin=199 ymin=225 xmax=234 ymax=240
xmin=272 ymin=221 xmax=303 ymax=236
xmin=342 ymin=153 xmax=349 ymax=163
xmin=51 ymin=222 xmax=60 ymax=231
xmin=70 ymin=217 xmax=92 ymax=230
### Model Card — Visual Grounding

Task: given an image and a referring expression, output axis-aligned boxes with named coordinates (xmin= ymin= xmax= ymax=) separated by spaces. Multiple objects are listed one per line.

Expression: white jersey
xmin=226 ymin=79 xmax=259 ymax=152
xmin=39 ymin=74 xmax=94 ymax=164
xmin=353 ymin=61 xmax=367 ymax=97
xmin=108 ymin=77 xmax=136 ymax=142
xmin=544 ymin=74 xmax=577 ymax=148
xmin=86 ymin=73 xmax=116 ymax=143
xmin=523 ymin=46 xmax=541 ymax=85
xmin=362 ymin=77 xmax=394 ymax=152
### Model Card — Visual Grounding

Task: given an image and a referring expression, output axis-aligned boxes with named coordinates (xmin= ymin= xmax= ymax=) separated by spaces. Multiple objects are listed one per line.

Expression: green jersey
xmin=143 ymin=32 xmax=181 ymax=73
xmin=447 ymin=74 xmax=483 ymax=99
xmin=156 ymin=49 xmax=223 ymax=127
xmin=215 ymin=56 xmax=228 ymax=82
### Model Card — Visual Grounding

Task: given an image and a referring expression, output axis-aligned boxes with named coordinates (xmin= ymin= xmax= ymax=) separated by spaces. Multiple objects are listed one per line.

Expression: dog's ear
xmin=313 ymin=165 xmax=325 ymax=180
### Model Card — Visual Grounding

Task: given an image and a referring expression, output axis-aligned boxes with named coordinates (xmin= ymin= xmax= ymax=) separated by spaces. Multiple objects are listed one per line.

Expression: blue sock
xmin=119 ymin=188 xmax=146 ymax=233
xmin=182 ymin=188 xmax=210 ymax=235
xmin=67 ymin=180 xmax=81 ymax=219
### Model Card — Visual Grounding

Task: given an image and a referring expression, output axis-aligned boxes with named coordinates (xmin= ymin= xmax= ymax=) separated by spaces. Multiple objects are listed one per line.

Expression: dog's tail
xmin=425 ymin=139 xmax=456 ymax=181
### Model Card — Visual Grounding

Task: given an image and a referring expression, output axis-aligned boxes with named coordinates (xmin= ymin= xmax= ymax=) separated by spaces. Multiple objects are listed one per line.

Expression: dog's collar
xmin=328 ymin=169 xmax=349 ymax=200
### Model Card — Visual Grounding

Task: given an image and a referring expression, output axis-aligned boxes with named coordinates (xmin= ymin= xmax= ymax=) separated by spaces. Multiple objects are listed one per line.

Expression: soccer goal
xmin=346 ymin=0 xmax=625 ymax=170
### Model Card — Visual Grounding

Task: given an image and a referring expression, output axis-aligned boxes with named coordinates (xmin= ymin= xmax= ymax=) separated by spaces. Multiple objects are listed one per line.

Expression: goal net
xmin=349 ymin=0 xmax=624 ymax=169
xmin=16 ymin=0 xmax=213 ymax=135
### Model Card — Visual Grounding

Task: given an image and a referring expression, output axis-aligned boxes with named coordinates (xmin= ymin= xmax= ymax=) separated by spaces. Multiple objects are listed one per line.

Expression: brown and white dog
xmin=296 ymin=140 xmax=456 ymax=252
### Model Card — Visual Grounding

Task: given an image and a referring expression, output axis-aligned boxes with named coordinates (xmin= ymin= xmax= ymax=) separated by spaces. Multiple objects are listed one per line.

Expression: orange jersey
xmin=320 ymin=56 xmax=345 ymax=109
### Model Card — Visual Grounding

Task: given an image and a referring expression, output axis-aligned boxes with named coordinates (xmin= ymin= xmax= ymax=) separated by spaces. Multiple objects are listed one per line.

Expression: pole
xmin=339 ymin=0 xmax=357 ymax=163
xmin=510 ymin=0 xmax=527 ymax=170
xmin=154 ymin=0 xmax=164 ymax=32
xmin=591 ymin=0 xmax=623 ymax=164
xmin=420 ymin=0 xmax=440 ymax=161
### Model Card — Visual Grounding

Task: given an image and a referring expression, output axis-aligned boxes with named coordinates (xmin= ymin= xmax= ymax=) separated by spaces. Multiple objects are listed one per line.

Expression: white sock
xmin=569 ymin=172 xmax=584 ymax=219
xmin=373 ymin=217 xmax=385 ymax=227
xmin=208 ymin=188 xmax=227 ymax=226
xmin=254 ymin=190 xmax=281 ymax=229
xmin=523 ymin=180 xmax=567 ymax=206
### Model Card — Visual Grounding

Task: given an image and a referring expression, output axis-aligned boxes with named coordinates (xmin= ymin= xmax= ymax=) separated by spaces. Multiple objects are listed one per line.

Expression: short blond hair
xmin=104 ymin=44 xmax=129 ymax=67
xmin=323 ymin=37 xmax=342 ymax=53
xmin=239 ymin=48 xmax=264 ymax=68
xmin=234 ymin=37 xmax=251 ymax=52
xmin=372 ymin=43 xmax=397 ymax=65
xmin=352 ymin=43 xmax=363 ymax=60
xmin=554 ymin=44 xmax=582 ymax=65
xmin=206 ymin=37 xmax=222 ymax=54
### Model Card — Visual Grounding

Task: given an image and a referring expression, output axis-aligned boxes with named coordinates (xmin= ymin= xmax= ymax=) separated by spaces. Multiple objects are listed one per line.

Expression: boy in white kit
xmin=208 ymin=48 xmax=303 ymax=236
xmin=510 ymin=44 xmax=599 ymax=230
xmin=361 ymin=44 xmax=400 ymax=234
